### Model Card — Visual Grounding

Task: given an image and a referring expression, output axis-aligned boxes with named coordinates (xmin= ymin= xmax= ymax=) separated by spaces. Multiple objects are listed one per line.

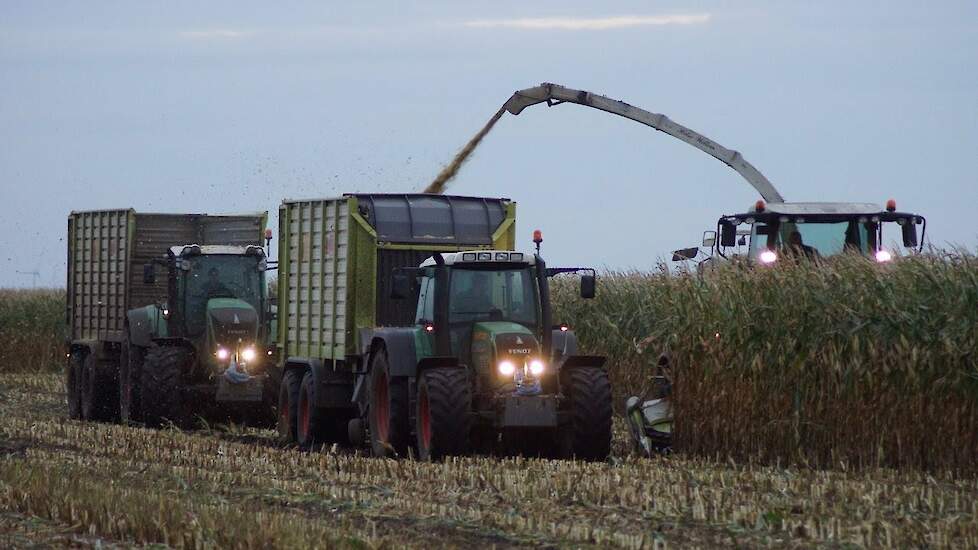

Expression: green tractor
xmin=122 ymin=244 xmax=277 ymax=427
xmin=354 ymin=240 xmax=613 ymax=460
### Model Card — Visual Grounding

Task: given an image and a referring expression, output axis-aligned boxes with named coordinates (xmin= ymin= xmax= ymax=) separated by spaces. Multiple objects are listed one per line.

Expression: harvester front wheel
xmin=119 ymin=333 xmax=146 ymax=424
xmin=66 ymin=351 xmax=84 ymax=419
xmin=81 ymin=352 xmax=118 ymax=422
xmin=368 ymin=350 xmax=409 ymax=458
xmin=277 ymin=369 xmax=302 ymax=443
xmin=141 ymin=346 xmax=190 ymax=428
xmin=561 ymin=367 xmax=613 ymax=461
xmin=415 ymin=367 xmax=471 ymax=461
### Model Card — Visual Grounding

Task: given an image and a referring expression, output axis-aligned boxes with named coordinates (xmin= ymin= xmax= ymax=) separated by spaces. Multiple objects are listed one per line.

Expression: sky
xmin=1 ymin=1 xmax=976 ymax=287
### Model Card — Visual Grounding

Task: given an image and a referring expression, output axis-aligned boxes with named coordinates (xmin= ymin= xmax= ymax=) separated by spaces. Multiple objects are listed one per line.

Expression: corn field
xmin=0 ymin=289 xmax=64 ymax=374
xmin=552 ymin=254 xmax=978 ymax=473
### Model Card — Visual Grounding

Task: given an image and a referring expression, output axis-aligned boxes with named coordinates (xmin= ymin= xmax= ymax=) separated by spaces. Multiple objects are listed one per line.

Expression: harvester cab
xmin=378 ymin=237 xmax=612 ymax=460
xmin=125 ymin=244 xmax=276 ymax=427
xmin=709 ymin=200 xmax=926 ymax=265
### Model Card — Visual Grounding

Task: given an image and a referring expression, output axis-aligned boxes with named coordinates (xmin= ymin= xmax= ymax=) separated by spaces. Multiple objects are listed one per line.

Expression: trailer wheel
xmin=66 ymin=351 xmax=84 ymax=419
xmin=561 ymin=367 xmax=613 ymax=461
xmin=277 ymin=369 xmax=302 ymax=443
xmin=119 ymin=333 xmax=146 ymax=424
xmin=141 ymin=346 xmax=190 ymax=428
xmin=368 ymin=350 xmax=409 ymax=458
xmin=81 ymin=352 xmax=118 ymax=422
xmin=416 ymin=367 xmax=471 ymax=461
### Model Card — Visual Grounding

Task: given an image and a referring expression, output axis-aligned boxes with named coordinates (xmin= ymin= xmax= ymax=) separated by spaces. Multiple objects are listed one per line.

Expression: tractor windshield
xmin=750 ymin=220 xmax=874 ymax=259
xmin=448 ymin=267 xmax=538 ymax=328
xmin=182 ymin=255 xmax=263 ymax=335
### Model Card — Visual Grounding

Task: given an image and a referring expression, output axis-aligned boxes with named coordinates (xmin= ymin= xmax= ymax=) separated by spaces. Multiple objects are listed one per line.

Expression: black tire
xmin=295 ymin=371 xmax=350 ymax=450
xmin=66 ymin=351 xmax=84 ymax=420
xmin=368 ymin=350 xmax=410 ymax=458
xmin=119 ymin=333 xmax=146 ymax=424
xmin=141 ymin=346 xmax=190 ymax=428
xmin=81 ymin=352 xmax=118 ymax=422
xmin=277 ymin=369 xmax=303 ymax=443
xmin=416 ymin=367 xmax=471 ymax=461
xmin=561 ymin=367 xmax=613 ymax=461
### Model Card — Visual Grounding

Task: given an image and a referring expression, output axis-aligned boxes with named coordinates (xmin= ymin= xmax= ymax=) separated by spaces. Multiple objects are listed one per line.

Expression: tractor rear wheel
xmin=81 ymin=352 xmax=118 ymax=422
xmin=66 ymin=351 xmax=84 ymax=419
xmin=561 ymin=367 xmax=613 ymax=461
xmin=119 ymin=333 xmax=146 ymax=424
xmin=415 ymin=367 xmax=471 ymax=461
xmin=368 ymin=350 xmax=409 ymax=458
xmin=141 ymin=346 xmax=190 ymax=428
xmin=277 ymin=369 xmax=302 ymax=443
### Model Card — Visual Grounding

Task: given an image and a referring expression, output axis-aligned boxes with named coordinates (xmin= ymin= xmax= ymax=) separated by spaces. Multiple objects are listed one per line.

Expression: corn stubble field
xmin=2 ymin=257 xmax=978 ymax=548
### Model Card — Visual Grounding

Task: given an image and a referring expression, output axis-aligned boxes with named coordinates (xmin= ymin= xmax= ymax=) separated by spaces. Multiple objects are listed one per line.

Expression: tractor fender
xmin=358 ymin=328 xmax=419 ymax=378
xmin=550 ymin=329 xmax=579 ymax=361
xmin=283 ymin=357 xmax=354 ymax=409
xmin=416 ymin=356 xmax=463 ymax=374
xmin=126 ymin=308 xmax=158 ymax=348
xmin=557 ymin=355 xmax=607 ymax=371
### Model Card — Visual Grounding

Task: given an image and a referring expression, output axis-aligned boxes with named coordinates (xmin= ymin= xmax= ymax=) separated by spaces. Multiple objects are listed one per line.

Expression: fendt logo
xmin=507 ymin=348 xmax=531 ymax=355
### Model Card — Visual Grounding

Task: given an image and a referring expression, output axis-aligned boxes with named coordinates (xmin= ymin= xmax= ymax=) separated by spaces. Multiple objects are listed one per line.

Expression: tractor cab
xmin=707 ymin=200 xmax=926 ymax=265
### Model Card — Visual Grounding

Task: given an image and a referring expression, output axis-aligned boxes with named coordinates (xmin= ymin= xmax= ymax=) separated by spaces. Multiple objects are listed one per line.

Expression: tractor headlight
xmin=759 ymin=250 xmax=778 ymax=264
xmin=498 ymin=360 xmax=516 ymax=376
xmin=241 ymin=347 xmax=257 ymax=362
xmin=529 ymin=359 xmax=545 ymax=376
xmin=216 ymin=348 xmax=230 ymax=360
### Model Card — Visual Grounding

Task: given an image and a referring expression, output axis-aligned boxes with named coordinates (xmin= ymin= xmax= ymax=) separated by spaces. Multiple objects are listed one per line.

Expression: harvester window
xmin=750 ymin=221 xmax=871 ymax=259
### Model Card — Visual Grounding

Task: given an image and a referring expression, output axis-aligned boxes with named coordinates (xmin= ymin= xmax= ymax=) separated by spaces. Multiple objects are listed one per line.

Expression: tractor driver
xmin=455 ymin=272 xmax=496 ymax=314
xmin=201 ymin=267 xmax=233 ymax=298
xmin=786 ymin=231 xmax=820 ymax=260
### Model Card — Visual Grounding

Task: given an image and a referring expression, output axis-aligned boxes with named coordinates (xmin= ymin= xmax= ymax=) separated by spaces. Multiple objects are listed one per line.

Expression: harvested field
xmin=1 ymin=372 xmax=977 ymax=548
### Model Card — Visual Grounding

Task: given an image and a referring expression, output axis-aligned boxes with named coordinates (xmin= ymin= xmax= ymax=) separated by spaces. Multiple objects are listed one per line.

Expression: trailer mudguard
xmin=283 ymin=357 xmax=352 ymax=409
xmin=358 ymin=328 xmax=420 ymax=378
xmin=557 ymin=355 xmax=607 ymax=370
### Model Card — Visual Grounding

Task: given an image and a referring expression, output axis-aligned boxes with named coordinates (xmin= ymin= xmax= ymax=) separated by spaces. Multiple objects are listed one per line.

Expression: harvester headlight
xmin=875 ymin=249 xmax=892 ymax=263
xmin=759 ymin=250 xmax=778 ymax=264
xmin=216 ymin=348 xmax=230 ymax=360
xmin=241 ymin=348 xmax=257 ymax=362
xmin=498 ymin=360 xmax=516 ymax=376
xmin=529 ymin=359 xmax=545 ymax=376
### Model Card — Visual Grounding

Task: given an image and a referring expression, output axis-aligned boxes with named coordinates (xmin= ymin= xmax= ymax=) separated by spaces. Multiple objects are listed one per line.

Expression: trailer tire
xmin=416 ymin=367 xmax=471 ymax=461
xmin=368 ymin=350 xmax=410 ymax=458
xmin=119 ymin=333 xmax=146 ymax=424
xmin=561 ymin=367 xmax=613 ymax=461
xmin=142 ymin=346 xmax=190 ymax=428
xmin=277 ymin=369 xmax=302 ymax=443
xmin=66 ymin=351 xmax=84 ymax=420
xmin=81 ymin=353 xmax=118 ymax=422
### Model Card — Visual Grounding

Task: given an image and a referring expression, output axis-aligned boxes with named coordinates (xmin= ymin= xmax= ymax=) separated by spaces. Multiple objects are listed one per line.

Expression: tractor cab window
xmin=415 ymin=272 xmax=436 ymax=324
xmin=750 ymin=220 xmax=872 ymax=259
xmin=448 ymin=267 xmax=538 ymax=327
xmin=182 ymin=255 xmax=263 ymax=334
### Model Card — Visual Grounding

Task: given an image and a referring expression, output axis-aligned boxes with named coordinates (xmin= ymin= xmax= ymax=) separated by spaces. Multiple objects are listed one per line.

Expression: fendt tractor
xmin=66 ymin=209 xmax=277 ymax=428
xmin=276 ymin=194 xmax=612 ymax=460
xmin=699 ymin=198 xmax=927 ymax=265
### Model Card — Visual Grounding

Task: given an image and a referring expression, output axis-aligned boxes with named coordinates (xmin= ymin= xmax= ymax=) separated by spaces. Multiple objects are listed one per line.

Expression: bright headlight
xmin=875 ymin=249 xmax=892 ymax=263
xmin=759 ymin=250 xmax=778 ymax=264
xmin=216 ymin=348 xmax=230 ymax=360
xmin=529 ymin=359 xmax=545 ymax=376
xmin=241 ymin=348 xmax=257 ymax=362
xmin=498 ymin=360 xmax=516 ymax=376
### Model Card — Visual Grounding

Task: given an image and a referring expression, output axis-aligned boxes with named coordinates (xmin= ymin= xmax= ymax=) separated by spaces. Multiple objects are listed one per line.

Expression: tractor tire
xmin=561 ymin=367 xmax=613 ymax=461
xmin=119 ymin=333 xmax=146 ymax=425
xmin=415 ymin=367 xmax=472 ymax=461
xmin=277 ymin=369 xmax=302 ymax=443
xmin=368 ymin=350 xmax=410 ymax=458
xmin=81 ymin=352 xmax=118 ymax=422
xmin=66 ymin=351 xmax=84 ymax=420
xmin=141 ymin=346 xmax=191 ymax=428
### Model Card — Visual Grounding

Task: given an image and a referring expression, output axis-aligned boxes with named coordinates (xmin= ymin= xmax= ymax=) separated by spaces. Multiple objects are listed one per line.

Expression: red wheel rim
xmin=419 ymin=385 xmax=432 ymax=452
xmin=373 ymin=371 xmax=389 ymax=443
xmin=298 ymin=388 xmax=310 ymax=442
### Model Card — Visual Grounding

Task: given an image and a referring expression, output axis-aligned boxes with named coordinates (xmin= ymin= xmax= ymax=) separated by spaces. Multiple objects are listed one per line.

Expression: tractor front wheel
xmin=415 ymin=367 xmax=471 ymax=461
xmin=561 ymin=367 xmax=613 ymax=461
xmin=141 ymin=346 xmax=190 ymax=428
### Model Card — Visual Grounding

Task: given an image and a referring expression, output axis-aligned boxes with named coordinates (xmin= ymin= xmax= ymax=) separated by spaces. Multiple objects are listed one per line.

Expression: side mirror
xmin=390 ymin=273 xmax=411 ymax=299
xmin=580 ymin=274 xmax=596 ymax=299
xmin=902 ymin=221 xmax=918 ymax=247
xmin=702 ymin=230 xmax=716 ymax=248
xmin=671 ymin=247 xmax=699 ymax=261
xmin=143 ymin=263 xmax=156 ymax=284
xmin=719 ymin=221 xmax=737 ymax=247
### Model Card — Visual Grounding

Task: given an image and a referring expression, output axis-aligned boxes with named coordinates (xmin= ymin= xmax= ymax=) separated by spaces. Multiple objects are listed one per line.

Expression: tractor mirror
xmin=702 ymin=230 xmax=716 ymax=248
xmin=902 ymin=221 xmax=918 ymax=248
xmin=390 ymin=273 xmax=411 ymax=299
xmin=720 ymin=220 xmax=737 ymax=247
xmin=143 ymin=263 xmax=156 ymax=284
xmin=671 ymin=247 xmax=699 ymax=261
xmin=580 ymin=274 xmax=596 ymax=299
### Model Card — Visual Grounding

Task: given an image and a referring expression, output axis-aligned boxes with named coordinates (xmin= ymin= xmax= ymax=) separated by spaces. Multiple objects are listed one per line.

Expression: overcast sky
xmin=1 ymin=2 xmax=976 ymax=287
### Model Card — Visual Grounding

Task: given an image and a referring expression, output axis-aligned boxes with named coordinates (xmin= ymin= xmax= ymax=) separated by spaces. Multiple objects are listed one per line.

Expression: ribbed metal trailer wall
xmin=67 ymin=209 xmax=266 ymax=346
